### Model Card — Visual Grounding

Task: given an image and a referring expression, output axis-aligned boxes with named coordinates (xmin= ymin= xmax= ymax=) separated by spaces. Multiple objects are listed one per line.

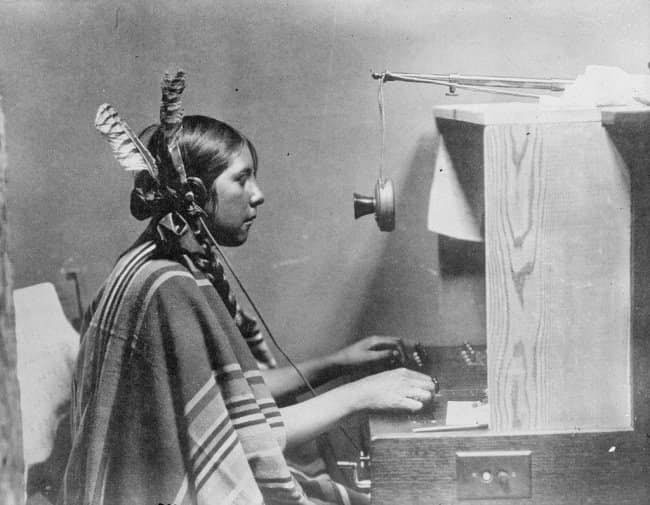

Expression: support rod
xmin=372 ymin=71 xmax=573 ymax=92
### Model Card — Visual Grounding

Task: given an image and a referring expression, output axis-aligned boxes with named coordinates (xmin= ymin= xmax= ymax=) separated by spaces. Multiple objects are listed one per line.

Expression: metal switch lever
xmin=337 ymin=453 xmax=371 ymax=491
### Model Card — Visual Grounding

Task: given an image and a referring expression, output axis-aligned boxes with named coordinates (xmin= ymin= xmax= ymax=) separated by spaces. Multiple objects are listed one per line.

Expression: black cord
xmin=198 ymin=217 xmax=362 ymax=453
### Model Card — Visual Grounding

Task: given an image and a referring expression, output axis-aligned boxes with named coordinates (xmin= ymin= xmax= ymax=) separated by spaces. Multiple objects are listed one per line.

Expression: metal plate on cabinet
xmin=456 ymin=450 xmax=532 ymax=500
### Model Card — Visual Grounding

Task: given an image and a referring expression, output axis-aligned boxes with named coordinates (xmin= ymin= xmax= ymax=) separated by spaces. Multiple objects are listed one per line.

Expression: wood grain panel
xmin=484 ymin=122 xmax=631 ymax=432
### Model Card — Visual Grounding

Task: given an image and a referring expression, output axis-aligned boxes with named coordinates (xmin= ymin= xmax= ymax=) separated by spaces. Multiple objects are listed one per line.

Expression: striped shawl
xmin=60 ymin=239 xmax=313 ymax=505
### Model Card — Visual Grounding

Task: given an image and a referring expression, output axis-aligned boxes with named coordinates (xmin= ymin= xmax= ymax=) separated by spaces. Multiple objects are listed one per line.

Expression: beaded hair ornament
xmin=94 ymin=71 xmax=277 ymax=367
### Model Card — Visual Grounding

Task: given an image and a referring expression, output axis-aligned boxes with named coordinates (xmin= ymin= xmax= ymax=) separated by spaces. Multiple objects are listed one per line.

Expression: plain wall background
xmin=1 ymin=0 xmax=648 ymax=363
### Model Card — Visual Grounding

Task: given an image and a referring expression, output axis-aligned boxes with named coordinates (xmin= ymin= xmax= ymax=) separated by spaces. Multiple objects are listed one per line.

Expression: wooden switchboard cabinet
xmin=367 ymin=103 xmax=650 ymax=505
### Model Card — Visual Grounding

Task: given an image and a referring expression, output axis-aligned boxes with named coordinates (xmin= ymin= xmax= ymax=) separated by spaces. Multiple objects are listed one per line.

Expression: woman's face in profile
xmin=205 ymin=145 xmax=264 ymax=246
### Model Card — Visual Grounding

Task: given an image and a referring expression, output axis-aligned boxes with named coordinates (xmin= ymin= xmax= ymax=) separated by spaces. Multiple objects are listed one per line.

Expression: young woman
xmin=61 ymin=82 xmax=436 ymax=505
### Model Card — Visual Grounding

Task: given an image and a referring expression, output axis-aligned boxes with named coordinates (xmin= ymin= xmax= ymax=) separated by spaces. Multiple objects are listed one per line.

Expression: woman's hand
xmin=281 ymin=367 xmax=437 ymax=448
xmin=347 ymin=367 xmax=437 ymax=412
xmin=262 ymin=336 xmax=403 ymax=398
xmin=332 ymin=335 xmax=403 ymax=370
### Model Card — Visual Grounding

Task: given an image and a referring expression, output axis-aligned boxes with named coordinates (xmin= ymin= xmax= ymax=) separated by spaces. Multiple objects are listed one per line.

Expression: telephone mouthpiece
xmin=353 ymin=178 xmax=395 ymax=232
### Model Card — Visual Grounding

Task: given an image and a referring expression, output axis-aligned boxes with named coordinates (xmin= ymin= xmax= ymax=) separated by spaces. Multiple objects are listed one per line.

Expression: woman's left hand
xmin=333 ymin=335 xmax=403 ymax=369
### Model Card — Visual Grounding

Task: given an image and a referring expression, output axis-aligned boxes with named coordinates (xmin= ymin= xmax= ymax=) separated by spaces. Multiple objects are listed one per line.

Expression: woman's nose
xmin=250 ymin=180 xmax=264 ymax=207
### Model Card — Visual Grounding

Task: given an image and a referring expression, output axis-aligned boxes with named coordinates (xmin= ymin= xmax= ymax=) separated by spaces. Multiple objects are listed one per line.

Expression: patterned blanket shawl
xmin=60 ymin=238 xmax=316 ymax=505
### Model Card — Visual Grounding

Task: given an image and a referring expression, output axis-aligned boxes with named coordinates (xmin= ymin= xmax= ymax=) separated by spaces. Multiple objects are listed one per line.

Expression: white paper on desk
xmin=445 ymin=401 xmax=490 ymax=426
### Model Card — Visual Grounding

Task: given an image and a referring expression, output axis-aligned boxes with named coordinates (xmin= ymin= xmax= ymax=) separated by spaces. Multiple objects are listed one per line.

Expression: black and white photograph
xmin=0 ymin=2 xmax=649 ymax=504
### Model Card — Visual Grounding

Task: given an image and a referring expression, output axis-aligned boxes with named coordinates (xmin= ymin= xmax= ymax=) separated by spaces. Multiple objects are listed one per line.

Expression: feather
xmin=94 ymin=103 xmax=158 ymax=178
xmin=160 ymin=70 xmax=188 ymax=184
xmin=160 ymin=70 xmax=186 ymax=138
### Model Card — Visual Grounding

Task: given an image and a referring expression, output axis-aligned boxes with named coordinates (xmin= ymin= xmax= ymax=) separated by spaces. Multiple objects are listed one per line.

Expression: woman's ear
xmin=186 ymin=177 xmax=207 ymax=208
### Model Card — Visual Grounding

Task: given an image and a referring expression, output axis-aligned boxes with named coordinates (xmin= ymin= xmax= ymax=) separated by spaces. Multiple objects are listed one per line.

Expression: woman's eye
xmin=237 ymin=171 xmax=254 ymax=185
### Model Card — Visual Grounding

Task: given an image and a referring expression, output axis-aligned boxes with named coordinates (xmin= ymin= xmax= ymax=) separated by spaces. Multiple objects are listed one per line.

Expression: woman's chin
xmin=214 ymin=230 xmax=249 ymax=247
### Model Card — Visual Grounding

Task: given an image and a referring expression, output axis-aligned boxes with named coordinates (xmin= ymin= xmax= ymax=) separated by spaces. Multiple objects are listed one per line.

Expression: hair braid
xmin=179 ymin=226 xmax=277 ymax=368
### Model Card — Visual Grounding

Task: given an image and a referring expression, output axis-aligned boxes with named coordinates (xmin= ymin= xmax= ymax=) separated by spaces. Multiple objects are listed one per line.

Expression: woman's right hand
xmin=281 ymin=367 xmax=437 ymax=449
xmin=348 ymin=368 xmax=437 ymax=412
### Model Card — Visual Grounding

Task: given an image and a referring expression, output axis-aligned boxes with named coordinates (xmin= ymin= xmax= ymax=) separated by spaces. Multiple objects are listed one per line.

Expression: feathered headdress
xmin=94 ymin=70 xmax=202 ymax=220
